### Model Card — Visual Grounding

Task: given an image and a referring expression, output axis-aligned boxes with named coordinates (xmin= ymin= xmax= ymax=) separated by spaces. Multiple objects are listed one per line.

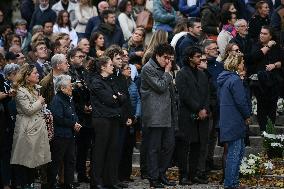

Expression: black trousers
xmin=177 ymin=138 xmax=208 ymax=179
xmin=13 ymin=165 xmax=35 ymax=187
xmin=255 ymin=95 xmax=278 ymax=131
xmin=49 ymin=137 xmax=75 ymax=188
xmin=76 ymin=127 xmax=94 ymax=178
xmin=91 ymin=117 xmax=120 ymax=186
xmin=140 ymin=126 xmax=149 ymax=176
xmin=118 ymin=127 xmax=135 ymax=181
xmin=147 ymin=127 xmax=175 ymax=180
xmin=0 ymin=127 xmax=14 ymax=186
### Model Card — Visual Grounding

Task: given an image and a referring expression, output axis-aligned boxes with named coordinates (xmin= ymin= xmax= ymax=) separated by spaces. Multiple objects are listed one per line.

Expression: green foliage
xmin=266 ymin=118 xmax=276 ymax=134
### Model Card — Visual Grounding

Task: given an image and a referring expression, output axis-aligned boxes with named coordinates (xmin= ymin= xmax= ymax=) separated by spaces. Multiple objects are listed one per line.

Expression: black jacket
xmin=175 ymin=64 xmax=209 ymax=142
xmin=248 ymin=15 xmax=270 ymax=42
xmin=89 ymin=73 xmax=126 ymax=118
xmin=29 ymin=6 xmax=57 ymax=30
xmin=50 ymin=91 xmax=78 ymax=138
xmin=69 ymin=65 xmax=92 ymax=128
xmin=230 ymin=34 xmax=254 ymax=74
xmin=123 ymin=41 xmax=144 ymax=67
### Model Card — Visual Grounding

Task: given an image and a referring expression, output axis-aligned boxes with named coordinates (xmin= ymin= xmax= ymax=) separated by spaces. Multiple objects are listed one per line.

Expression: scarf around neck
xmin=222 ymin=24 xmax=237 ymax=37
xmin=39 ymin=4 xmax=49 ymax=12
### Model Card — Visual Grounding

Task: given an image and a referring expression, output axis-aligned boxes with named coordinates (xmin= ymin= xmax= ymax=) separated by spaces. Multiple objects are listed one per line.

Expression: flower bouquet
xmin=240 ymin=154 xmax=261 ymax=177
xmin=263 ymin=119 xmax=284 ymax=159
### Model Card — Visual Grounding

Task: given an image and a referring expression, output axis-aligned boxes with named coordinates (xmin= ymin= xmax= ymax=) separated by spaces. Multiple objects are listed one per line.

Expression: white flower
xmin=271 ymin=143 xmax=283 ymax=147
xmin=263 ymin=161 xmax=274 ymax=170
xmin=247 ymin=159 xmax=255 ymax=166
xmin=262 ymin=131 xmax=277 ymax=139
xmin=276 ymin=135 xmax=284 ymax=142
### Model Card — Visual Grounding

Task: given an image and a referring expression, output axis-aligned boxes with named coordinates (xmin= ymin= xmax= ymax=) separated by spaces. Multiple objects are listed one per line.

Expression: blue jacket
xmin=128 ymin=81 xmax=141 ymax=118
xmin=50 ymin=91 xmax=78 ymax=138
xmin=217 ymin=71 xmax=251 ymax=142
xmin=153 ymin=0 xmax=176 ymax=32
xmin=178 ymin=0 xmax=206 ymax=17
xmin=177 ymin=33 xmax=199 ymax=67
xmin=85 ymin=16 xmax=102 ymax=39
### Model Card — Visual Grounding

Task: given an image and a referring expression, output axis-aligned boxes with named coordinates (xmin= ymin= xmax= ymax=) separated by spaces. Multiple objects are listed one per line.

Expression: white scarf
xmin=187 ymin=0 xmax=197 ymax=7
xmin=39 ymin=4 xmax=49 ymax=12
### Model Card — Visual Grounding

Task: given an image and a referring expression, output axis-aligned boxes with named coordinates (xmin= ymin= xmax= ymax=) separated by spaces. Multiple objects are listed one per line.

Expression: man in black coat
xmin=93 ymin=10 xmax=125 ymax=48
xmin=68 ymin=48 xmax=93 ymax=183
xmin=230 ymin=19 xmax=253 ymax=75
xmin=29 ymin=0 xmax=57 ymax=31
xmin=176 ymin=46 xmax=210 ymax=185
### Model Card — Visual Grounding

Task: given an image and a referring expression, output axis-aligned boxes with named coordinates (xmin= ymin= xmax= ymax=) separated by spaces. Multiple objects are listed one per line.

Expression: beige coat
xmin=10 ymin=87 xmax=51 ymax=168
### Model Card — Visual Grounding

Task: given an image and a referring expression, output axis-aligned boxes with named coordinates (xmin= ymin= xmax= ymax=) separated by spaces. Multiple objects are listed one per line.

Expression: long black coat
xmin=175 ymin=65 xmax=209 ymax=143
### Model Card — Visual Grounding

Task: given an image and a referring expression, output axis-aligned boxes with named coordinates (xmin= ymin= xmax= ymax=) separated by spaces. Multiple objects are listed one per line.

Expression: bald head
xmin=98 ymin=1 xmax=109 ymax=14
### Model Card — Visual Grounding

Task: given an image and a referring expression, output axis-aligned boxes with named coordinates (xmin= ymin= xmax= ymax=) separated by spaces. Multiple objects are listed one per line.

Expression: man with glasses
xmin=32 ymin=41 xmax=51 ymax=80
xmin=176 ymin=46 xmax=209 ymax=185
xmin=67 ymin=48 xmax=93 ymax=183
xmin=230 ymin=19 xmax=253 ymax=74
xmin=141 ymin=43 xmax=177 ymax=188
xmin=203 ymin=40 xmax=224 ymax=172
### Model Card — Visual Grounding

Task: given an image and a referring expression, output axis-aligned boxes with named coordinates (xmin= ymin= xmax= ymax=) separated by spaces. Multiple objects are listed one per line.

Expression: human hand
xmin=267 ymin=40 xmax=276 ymax=48
xmin=38 ymin=95 xmax=45 ymax=105
xmin=245 ymin=117 xmax=252 ymax=125
xmin=74 ymin=122 xmax=82 ymax=132
xmin=0 ymin=92 xmax=8 ymax=100
xmin=136 ymin=51 xmax=144 ymax=57
xmin=198 ymin=109 xmax=208 ymax=120
xmin=126 ymin=118 xmax=132 ymax=126
xmin=266 ymin=64 xmax=276 ymax=71
xmin=165 ymin=62 xmax=172 ymax=72
xmin=8 ymin=89 xmax=16 ymax=97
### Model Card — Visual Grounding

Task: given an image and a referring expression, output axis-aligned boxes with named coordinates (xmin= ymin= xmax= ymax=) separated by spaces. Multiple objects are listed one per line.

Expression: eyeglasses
xmin=75 ymin=55 xmax=86 ymax=59
xmin=231 ymin=49 xmax=240 ymax=52
xmin=238 ymin=25 xmax=248 ymax=28
xmin=208 ymin=47 xmax=218 ymax=51
xmin=162 ymin=55 xmax=174 ymax=61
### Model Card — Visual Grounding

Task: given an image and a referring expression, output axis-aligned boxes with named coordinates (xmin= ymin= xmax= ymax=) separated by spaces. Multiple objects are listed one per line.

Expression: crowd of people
xmin=0 ymin=0 xmax=284 ymax=189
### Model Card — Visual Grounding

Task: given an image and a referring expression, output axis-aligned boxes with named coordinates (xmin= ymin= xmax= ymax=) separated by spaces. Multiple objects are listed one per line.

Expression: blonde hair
xmin=224 ymin=53 xmax=244 ymax=72
xmin=13 ymin=63 xmax=37 ymax=95
xmin=142 ymin=30 xmax=168 ymax=64
xmin=31 ymin=32 xmax=45 ymax=47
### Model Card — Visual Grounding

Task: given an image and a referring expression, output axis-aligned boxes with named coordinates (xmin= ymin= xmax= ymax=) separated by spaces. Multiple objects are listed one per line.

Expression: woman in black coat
xmin=250 ymin=25 xmax=283 ymax=132
xmin=0 ymin=63 xmax=19 ymax=189
xmin=248 ymin=1 xmax=270 ymax=42
xmin=49 ymin=75 xmax=81 ymax=189
xmin=88 ymin=56 xmax=127 ymax=189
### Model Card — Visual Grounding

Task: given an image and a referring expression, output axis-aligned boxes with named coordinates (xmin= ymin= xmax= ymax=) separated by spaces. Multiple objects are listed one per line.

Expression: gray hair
xmin=54 ymin=74 xmax=71 ymax=92
xmin=32 ymin=25 xmax=43 ymax=35
xmin=14 ymin=18 xmax=27 ymax=26
xmin=51 ymin=53 xmax=66 ymax=68
xmin=234 ymin=19 xmax=247 ymax=28
xmin=3 ymin=63 xmax=20 ymax=78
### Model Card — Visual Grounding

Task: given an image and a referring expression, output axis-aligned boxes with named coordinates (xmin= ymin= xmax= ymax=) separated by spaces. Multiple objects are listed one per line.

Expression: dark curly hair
xmin=182 ymin=46 xmax=202 ymax=66
xmin=104 ymin=45 xmax=123 ymax=60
